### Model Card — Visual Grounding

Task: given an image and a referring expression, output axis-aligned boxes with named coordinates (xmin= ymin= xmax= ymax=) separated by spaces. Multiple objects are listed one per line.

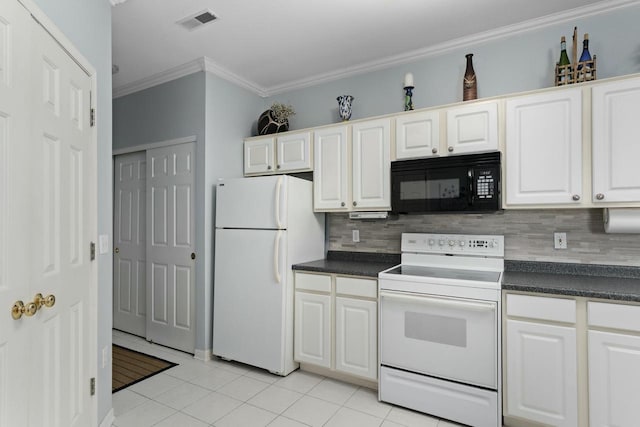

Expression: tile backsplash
xmin=328 ymin=209 xmax=640 ymax=266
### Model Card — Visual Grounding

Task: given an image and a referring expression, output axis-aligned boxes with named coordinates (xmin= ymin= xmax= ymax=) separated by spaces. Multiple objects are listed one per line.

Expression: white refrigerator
xmin=213 ymin=175 xmax=325 ymax=375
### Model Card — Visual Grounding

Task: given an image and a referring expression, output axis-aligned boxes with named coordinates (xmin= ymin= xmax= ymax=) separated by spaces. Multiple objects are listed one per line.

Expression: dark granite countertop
xmin=293 ymin=251 xmax=400 ymax=278
xmin=503 ymin=261 xmax=640 ymax=302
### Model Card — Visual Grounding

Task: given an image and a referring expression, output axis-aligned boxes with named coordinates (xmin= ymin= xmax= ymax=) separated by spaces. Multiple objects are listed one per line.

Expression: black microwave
xmin=391 ymin=152 xmax=501 ymax=214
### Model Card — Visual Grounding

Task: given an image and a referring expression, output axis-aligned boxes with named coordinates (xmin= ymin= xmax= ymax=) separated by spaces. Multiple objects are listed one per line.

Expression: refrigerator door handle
xmin=275 ymin=176 xmax=283 ymax=229
xmin=274 ymin=230 xmax=282 ymax=284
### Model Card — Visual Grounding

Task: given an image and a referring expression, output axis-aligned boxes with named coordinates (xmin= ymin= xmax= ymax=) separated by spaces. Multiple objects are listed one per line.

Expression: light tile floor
xmin=112 ymin=330 xmax=463 ymax=427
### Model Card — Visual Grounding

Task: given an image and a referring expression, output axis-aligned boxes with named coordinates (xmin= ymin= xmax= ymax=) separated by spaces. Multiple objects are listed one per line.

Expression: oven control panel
xmin=401 ymin=233 xmax=504 ymax=257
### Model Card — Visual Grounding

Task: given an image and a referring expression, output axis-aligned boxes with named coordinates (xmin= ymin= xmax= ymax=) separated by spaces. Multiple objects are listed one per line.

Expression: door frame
xmin=18 ymin=0 xmax=99 ymax=424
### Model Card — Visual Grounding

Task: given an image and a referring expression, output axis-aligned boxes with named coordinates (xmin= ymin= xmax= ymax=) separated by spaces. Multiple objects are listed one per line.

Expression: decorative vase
xmin=337 ymin=95 xmax=354 ymax=121
xmin=257 ymin=109 xmax=289 ymax=135
xmin=463 ymin=53 xmax=477 ymax=101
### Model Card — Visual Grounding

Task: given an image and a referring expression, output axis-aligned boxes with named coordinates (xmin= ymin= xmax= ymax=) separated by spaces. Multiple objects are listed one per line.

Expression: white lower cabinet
xmin=504 ymin=293 xmax=578 ymax=427
xmin=506 ymin=319 xmax=578 ymax=426
xmin=294 ymin=272 xmax=378 ymax=381
xmin=294 ymin=292 xmax=331 ymax=368
xmin=588 ymin=301 xmax=640 ymax=427
xmin=335 ymin=297 xmax=377 ymax=379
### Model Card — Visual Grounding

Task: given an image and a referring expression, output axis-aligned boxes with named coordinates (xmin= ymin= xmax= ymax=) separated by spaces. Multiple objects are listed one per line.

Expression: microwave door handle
xmin=467 ymin=168 xmax=474 ymax=206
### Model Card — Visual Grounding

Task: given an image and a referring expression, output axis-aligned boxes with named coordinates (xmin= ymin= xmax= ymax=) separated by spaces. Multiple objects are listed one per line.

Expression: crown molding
xmin=112 ymin=57 xmax=268 ymax=98
xmin=113 ymin=0 xmax=640 ymax=99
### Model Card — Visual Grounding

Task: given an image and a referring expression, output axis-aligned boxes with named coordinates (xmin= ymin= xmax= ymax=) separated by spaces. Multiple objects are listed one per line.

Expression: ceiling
xmin=111 ymin=0 xmax=621 ymax=98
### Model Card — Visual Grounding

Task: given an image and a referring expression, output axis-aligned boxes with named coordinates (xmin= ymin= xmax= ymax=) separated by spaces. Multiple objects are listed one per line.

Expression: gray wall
xmin=261 ymin=2 xmax=640 ymax=268
xmin=267 ymin=3 xmax=640 ymax=130
xmin=204 ymin=72 xmax=264 ymax=351
xmin=112 ymin=71 xmax=264 ymax=353
xmin=328 ymin=210 xmax=640 ymax=267
xmin=29 ymin=0 xmax=113 ymax=422
xmin=113 ymin=73 xmax=208 ymax=350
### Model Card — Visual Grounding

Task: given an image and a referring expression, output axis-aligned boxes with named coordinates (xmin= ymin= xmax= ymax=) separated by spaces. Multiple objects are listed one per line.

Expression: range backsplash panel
xmin=328 ymin=209 xmax=640 ymax=267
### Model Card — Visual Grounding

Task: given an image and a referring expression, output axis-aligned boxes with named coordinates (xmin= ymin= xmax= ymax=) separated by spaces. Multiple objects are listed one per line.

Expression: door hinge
xmin=90 ymin=377 xmax=96 ymax=396
xmin=90 ymin=108 xmax=96 ymax=127
xmin=90 ymin=242 xmax=96 ymax=261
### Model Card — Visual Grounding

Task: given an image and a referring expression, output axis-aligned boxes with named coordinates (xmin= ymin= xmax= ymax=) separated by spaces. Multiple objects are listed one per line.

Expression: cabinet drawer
xmin=336 ymin=276 xmax=377 ymax=298
xmin=295 ymin=272 xmax=331 ymax=293
xmin=588 ymin=301 xmax=640 ymax=332
xmin=506 ymin=293 xmax=576 ymax=323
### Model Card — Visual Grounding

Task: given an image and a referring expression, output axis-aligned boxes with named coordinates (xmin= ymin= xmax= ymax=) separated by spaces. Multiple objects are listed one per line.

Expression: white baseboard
xmin=99 ymin=408 xmax=115 ymax=427
xmin=194 ymin=348 xmax=212 ymax=361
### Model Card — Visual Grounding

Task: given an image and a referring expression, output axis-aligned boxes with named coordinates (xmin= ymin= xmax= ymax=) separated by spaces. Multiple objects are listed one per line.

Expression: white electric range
xmin=378 ymin=232 xmax=504 ymax=427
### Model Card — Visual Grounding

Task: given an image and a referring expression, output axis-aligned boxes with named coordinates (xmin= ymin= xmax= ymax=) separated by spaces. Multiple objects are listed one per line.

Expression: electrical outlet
xmin=352 ymin=229 xmax=360 ymax=243
xmin=554 ymin=232 xmax=567 ymax=249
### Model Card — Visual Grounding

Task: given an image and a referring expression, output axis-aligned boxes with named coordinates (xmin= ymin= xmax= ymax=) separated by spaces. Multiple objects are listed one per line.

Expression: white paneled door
xmin=146 ymin=143 xmax=196 ymax=353
xmin=113 ymin=152 xmax=146 ymax=337
xmin=0 ymin=1 xmax=96 ymax=426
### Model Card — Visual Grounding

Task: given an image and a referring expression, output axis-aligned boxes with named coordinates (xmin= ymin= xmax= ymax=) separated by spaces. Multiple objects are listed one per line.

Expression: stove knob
xmin=439 ymin=239 xmax=445 ymax=246
xmin=428 ymin=239 xmax=435 ymax=246
xmin=459 ymin=240 xmax=465 ymax=247
xmin=448 ymin=240 xmax=455 ymax=247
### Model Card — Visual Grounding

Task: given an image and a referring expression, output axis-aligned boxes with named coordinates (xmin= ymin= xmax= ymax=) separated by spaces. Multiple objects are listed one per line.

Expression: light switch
xmin=99 ymin=234 xmax=109 ymax=254
xmin=352 ymin=230 xmax=360 ymax=243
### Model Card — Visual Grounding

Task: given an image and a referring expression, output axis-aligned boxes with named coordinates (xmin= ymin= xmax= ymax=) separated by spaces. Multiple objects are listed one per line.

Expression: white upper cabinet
xmin=505 ymin=88 xmax=583 ymax=205
xmin=395 ymin=110 xmax=440 ymax=159
xmin=592 ymin=77 xmax=640 ymax=203
xmin=313 ymin=119 xmax=391 ymax=212
xmin=351 ymin=118 xmax=391 ymax=210
xmin=244 ymin=131 xmax=312 ymax=175
xmin=276 ymin=131 xmax=312 ymax=172
xmin=244 ymin=136 xmax=275 ymax=174
xmin=313 ymin=125 xmax=349 ymax=210
xmin=446 ymin=101 xmax=498 ymax=155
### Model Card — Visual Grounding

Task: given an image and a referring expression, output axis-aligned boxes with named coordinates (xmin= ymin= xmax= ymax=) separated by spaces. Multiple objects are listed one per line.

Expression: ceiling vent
xmin=177 ymin=10 xmax=218 ymax=31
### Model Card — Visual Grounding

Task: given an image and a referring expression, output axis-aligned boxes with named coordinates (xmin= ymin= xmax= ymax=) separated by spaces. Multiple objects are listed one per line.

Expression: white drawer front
xmin=506 ymin=293 xmax=576 ymax=323
xmin=336 ymin=276 xmax=377 ymax=298
xmin=588 ymin=301 xmax=640 ymax=332
xmin=295 ymin=272 xmax=331 ymax=293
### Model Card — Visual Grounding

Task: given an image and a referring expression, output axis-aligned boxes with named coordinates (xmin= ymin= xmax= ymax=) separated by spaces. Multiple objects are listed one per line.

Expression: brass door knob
xmin=34 ymin=293 xmax=55 ymax=309
xmin=115 ymin=247 xmax=119 ymax=254
xmin=191 ymin=252 xmax=196 ymax=260
xmin=11 ymin=301 xmax=38 ymax=320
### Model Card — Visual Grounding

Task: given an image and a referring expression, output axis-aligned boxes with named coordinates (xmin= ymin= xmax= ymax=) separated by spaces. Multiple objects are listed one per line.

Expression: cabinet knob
xmin=267 ymin=165 xmax=272 ymax=170
xmin=341 ymin=202 xmax=345 ymax=207
xmin=276 ymin=165 xmax=281 ymax=169
xmin=596 ymin=193 xmax=605 ymax=200
xmin=572 ymin=194 xmax=580 ymax=201
xmin=432 ymin=148 xmax=437 ymax=154
xmin=448 ymin=146 xmax=454 ymax=152
xmin=353 ymin=201 xmax=357 ymax=206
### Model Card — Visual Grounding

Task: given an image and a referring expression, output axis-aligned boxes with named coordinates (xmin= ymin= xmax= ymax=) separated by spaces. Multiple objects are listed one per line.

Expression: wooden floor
xmin=112 ymin=344 xmax=177 ymax=393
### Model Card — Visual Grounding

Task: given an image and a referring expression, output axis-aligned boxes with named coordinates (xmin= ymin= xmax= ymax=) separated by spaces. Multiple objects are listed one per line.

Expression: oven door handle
xmin=380 ymin=291 xmax=496 ymax=312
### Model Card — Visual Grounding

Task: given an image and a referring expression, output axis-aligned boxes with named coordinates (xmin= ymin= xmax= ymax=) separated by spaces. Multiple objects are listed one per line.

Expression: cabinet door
xmin=276 ymin=131 xmax=312 ymax=172
xmin=395 ymin=110 xmax=440 ymax=159
xmin=505 ymin=89 xmax=582 ymax=205
xmin=506 ymin=319 xmax=578 ymax=426
xmin=352 ymin=118 xmax=391 ymax=210
xmin=335 ymin=297 xmax=377 ymax=380
xmin=446 ymin=101 xmax=498 ymax=155
xmin=314 ymin=126 xmax=349 ymax=210
xmin=244 ymin=137 xmax=275 ymax=175
xmin=589 ymin=330 xmax=640 ymax=427
xmin=294 ymin=291 xmax=331 ymax=368
xmin=592 ymin=78 xmax=640 ymax=202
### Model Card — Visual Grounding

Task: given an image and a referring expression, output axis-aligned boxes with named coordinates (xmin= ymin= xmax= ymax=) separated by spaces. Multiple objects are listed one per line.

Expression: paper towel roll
xmin=603 ymin=208 xmax=640 ymax=233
